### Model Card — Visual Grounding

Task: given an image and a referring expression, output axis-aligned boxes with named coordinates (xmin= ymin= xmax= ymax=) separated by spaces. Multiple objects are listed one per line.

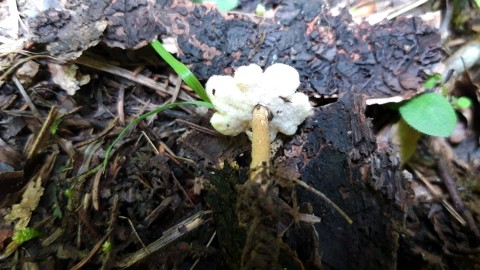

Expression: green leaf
xmin=64 ymin=189 xmax=73 ymax=198
xmin=255 ymin=3 xmax=266 ymax=15
xmin=50 ymin=115 xmax=64 ymax=135
xmin=423 ymin=74 xmax=442 ymax=89
xmin=216 ymin=0 xmax=238 ymax=11
xmin=102 ymin=101 xmax=213 ymax=169
xmin=456 ymin=96 xmax=472 ymax=109
xmin=399 ymin=93 xmax=457 ymax=137
xmin=12 ymin=228 xmax=40 ymax=244
xmin=150 ymin=40 xmax=210 ymax=103
xmin=196 ymin=0 xmax=238 ymax=11
xmin=102 ymin=240 xmax=112 ymax=253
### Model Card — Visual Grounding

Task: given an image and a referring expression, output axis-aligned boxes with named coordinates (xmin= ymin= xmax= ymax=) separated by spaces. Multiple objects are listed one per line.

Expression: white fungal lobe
xmin=206 ymin=63 xmax=312 ymax=141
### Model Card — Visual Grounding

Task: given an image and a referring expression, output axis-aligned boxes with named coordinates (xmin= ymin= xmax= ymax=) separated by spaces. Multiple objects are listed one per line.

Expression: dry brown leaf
xmin=4 ymin=176 xmax=44 ymax=231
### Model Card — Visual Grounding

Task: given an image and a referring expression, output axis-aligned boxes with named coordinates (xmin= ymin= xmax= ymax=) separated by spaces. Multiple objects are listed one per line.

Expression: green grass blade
xmin=151 ymin=40 xmax=210 ymax=103
xmin=102 ymin=101 xmax=213 ymax=169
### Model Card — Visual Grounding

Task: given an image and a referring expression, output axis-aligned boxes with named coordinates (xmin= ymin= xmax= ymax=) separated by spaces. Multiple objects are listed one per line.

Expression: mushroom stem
xmin=250 ymin=105 xmax=271 ymax=182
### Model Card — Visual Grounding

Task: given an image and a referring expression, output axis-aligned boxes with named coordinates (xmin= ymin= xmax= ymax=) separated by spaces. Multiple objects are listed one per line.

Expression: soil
xmin=1 ymin=0 xmax=480 ymax=269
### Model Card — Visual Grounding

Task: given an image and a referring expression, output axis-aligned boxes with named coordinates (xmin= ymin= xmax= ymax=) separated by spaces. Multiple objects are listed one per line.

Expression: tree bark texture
xmin=278 ymin=93 xmax=410 ymax=269
xmin=29 ymin=0 xmax=442 ymax=100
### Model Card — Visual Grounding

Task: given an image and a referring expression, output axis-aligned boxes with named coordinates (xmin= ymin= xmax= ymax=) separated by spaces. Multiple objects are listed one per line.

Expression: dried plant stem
xmin=249 ymin=105 xmax=271 ymax=183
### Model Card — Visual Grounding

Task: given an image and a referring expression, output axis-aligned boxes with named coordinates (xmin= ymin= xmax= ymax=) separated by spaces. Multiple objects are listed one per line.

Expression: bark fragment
xmin=29 ymin=0 xmax=442 ymax=100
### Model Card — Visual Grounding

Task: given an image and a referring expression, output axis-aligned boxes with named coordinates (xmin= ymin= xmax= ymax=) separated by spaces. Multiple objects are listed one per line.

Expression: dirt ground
xmin=1 ymin=0 xmax=480 ymax=269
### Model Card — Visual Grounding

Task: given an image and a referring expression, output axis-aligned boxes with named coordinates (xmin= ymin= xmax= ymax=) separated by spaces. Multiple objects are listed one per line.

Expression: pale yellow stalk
xmin=250 ymin=105 xmax=270 ymax=184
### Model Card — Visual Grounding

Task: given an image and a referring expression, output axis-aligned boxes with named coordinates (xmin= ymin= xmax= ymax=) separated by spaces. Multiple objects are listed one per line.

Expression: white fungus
xmin=206 ymin=63 xmax=311 ymax=141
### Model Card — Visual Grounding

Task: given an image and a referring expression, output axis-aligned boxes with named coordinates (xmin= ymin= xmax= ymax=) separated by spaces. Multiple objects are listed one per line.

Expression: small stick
xmin=27 ymin=106 xmax=57 ymax=159
xmin=117 ymin=86 xmax=125 ymax=125
xmin=414 ymin=168 xmax=466 ymax=226
xmin=438 ymin=159 xmax=480 ymax=239
xmin=118 ymin=215 xmax=147 ymax=250
xmin=291 ymin=178 xmax=353 ymax=224
xmin=189 ymin=231 xmax=216 ymax=270
xmin=171 ymin=75 xmax=182 ymax=104
xmin=176 ymin=119 xmax=220 ymax=136
xmin=12 ymin=75 xmax=40 ymax=119
xmin=171 ymin=172 xmax=195 ymax=207
xmin=249 ymin=105 xmax=270 ymax=182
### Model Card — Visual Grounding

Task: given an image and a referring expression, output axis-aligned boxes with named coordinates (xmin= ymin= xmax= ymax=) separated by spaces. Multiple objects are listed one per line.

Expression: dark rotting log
xmin=29 ymin=0 xmax=442 ymax=100
xmin=279 ymin=93 xmax=411 ymax=269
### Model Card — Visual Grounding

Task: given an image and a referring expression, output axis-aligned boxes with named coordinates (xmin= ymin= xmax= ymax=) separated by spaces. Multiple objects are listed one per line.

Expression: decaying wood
xmin=277 ymin=93 xmax=410 ymax=269
xmin=29 ymin=0 xmax=442 ymax=100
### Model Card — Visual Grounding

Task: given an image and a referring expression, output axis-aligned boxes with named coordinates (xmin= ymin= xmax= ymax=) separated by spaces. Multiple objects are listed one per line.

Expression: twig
xmin=171 ymin=173 xmax=195 ymax=206
xmin=171 ymin=75 xmax=182 ymax=104
xmin=141 ymin=131 xmax=160 ymax=155
xmin=118 ymin=216 xmax=147 ymax=250
xmin=117 ymin=86 xmax=125 ymax=125
xmin=190 ymin=231 xmax=216 ymax=270
xmin=73 ymin=117 xmax=118 ymax=149
xmin=144 ymin=196 xmax=175 ymax=227
xmin=12 ymin=75 xmax=41 ymax=119
xmin=92 ymin=167 xmax=103 ymax=211
xmin=70 ymin=229 xmax=112 ymax=270
xmin=176 ymin=119 xmax=221 ymax=136
xmin=291 ymin=178 xmax=353 ymax=224
xmin=413 ymin=168 xmax=466 ymax=226
xmin=0 ymin=54 xmax=52 ymax=82
xmin=438 ymin=159 xmax=480 ymax=239
xmin=116 ymin=210 xmax=212 ymax=269
xmin=158 ymin=140 xmax=195 ymax=165
xmin=0 ymin=94 xmax=17 ymax=110
xmin=74 ymin=56 xmax=195 ymax=102
xmin=27 ymin=106 xmax=57 ymax=159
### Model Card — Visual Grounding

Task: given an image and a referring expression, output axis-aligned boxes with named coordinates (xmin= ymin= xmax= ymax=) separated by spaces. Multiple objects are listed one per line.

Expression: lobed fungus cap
xmin=206 ymin=63 xmax=311 ymax=141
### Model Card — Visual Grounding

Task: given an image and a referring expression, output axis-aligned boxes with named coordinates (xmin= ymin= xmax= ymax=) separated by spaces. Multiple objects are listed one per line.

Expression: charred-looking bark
xmin=29 ymin=0 xmax=441 ymax=100
xmin=280 ymin=93 xmax=410 ymax=269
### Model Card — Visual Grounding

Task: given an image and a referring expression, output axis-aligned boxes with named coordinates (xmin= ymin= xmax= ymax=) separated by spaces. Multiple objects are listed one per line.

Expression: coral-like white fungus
xmin=206 ymin=63 xmax=311 ymax=141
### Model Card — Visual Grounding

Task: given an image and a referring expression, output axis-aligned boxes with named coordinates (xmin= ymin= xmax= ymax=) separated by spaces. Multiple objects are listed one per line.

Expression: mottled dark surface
xmin=278 ymin=93 xmax=410 ymax=269
xmin=29 ymin=0 xmax=442 ymax=99
xmin=28 ymin=2 xmax=108 ymax=59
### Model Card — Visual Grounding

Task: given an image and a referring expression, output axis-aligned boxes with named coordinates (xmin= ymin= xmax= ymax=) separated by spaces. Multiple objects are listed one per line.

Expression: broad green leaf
xmin=399 ymin=93 xmax=457 ymax=137
xmin=150 ymin=40 xmax=210 ymax=103
xmin=103 ymin=101 xmax=213 ymax=169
